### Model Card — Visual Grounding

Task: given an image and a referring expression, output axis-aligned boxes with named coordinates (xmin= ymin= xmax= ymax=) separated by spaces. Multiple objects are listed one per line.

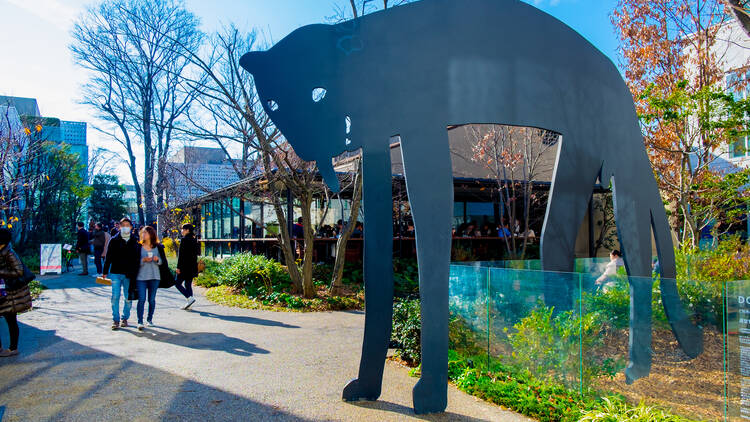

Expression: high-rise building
xmin=166 ymin=146 xmax=243 ymax=204
xmin=0 ymin=96 xmax=40 ymax=117
xmin=1 ymin=96 xmax=89 ymax=178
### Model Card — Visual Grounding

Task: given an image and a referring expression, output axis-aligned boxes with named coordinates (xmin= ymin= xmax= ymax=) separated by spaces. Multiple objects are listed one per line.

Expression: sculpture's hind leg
xmin=650 ymin=209 xmax=703 ymax=358
xmin=540 ymin=140 xmax=600 ymax=310
xmin=342 ymin=144 xmax=394 ymax=402
xmin=400 ymin=128 xmax=453 ymax=414
xmin=610 ymin=176 xmax=654 ymax=383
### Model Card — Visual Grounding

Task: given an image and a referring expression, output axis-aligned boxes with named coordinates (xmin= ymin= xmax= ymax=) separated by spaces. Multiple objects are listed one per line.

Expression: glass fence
xmin=448 ymin=258 xmax=740 ymax=421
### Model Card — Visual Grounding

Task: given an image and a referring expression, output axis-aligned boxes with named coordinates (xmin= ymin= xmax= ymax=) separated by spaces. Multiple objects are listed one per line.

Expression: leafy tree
xmin=613 ymin=0 xmax=750 ymax=247
xmin=22 ymin=141 xmax=92 ymax=248
xmin=89 ymin=174 xmax=128 ymax=224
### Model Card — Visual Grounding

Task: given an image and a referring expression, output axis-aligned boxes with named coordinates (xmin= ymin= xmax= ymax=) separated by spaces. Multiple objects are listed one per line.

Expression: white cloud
xmin=4 ymin=0 xmax=78 ymax=32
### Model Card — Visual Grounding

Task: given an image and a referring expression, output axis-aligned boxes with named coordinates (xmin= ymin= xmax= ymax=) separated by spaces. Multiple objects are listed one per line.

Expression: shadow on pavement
xmin=192 ymin=310 xmax=300 ymax=328
xmin=0 ymin=323 xmax=312 ymax=421
xmin=348 ymin=400 xmax=494 ymax=422
xmin=124 ymin=327 xmax=270 ymax=357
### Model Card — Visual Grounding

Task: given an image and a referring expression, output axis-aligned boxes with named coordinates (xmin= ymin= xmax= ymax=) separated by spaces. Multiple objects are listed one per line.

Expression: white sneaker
xmin=137 ymin=324 xmax=144 ymax=331
xmin=146 ymin=321 xmax=154 ymax=327
xmin=182 ymin=297 xmax=196 ymax=310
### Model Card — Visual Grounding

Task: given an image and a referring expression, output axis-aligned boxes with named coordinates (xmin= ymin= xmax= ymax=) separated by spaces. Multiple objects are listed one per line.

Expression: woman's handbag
xmin=157 ymin=245 xmax=175 ymax=289
xmin=197 ymin=259 xmax=206 ymax=273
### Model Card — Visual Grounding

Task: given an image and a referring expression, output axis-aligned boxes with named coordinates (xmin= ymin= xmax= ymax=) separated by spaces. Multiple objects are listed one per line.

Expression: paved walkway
xmin=0 ymin=272 xmax=528 ymax=421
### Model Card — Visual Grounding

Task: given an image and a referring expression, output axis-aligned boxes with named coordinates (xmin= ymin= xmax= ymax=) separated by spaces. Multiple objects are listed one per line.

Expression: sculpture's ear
xmin=239 ymin=51 xmax=267 ymax=75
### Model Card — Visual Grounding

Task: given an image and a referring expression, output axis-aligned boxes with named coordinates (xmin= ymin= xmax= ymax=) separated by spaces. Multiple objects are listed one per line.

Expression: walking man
xmin=102 ymin=218 xmax=139 ymax=330
xmin=75 ymin=222 xmax=90 ymax=276
xmin=91 ymin=223 xmax=110 ymax=277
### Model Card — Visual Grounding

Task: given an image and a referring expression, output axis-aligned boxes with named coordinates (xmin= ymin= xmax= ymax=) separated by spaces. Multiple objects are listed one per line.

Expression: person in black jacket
xmin=102 ymin=218 xmax=139 ymax=330
xmin=175 ymin=224 xmax=200 ymax=310
xmin=75 ymin=222 xmax=90 ymax=276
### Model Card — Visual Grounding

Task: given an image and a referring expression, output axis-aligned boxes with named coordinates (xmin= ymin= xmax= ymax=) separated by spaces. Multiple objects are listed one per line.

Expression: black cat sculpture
xmin=241 ymin=0 xmax=702 ymax=414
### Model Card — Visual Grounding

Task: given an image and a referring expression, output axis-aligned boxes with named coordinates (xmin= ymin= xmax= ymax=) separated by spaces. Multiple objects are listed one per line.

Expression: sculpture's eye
xmin=267 ymin=100 xmax=279 ymax=111
xmin=312 ymin=87 xmax=327 ymax=102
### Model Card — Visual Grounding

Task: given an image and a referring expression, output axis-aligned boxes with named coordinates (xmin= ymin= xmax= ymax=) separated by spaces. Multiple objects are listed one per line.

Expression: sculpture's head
xmin=241 ymin=24 xmax=360 ymax=193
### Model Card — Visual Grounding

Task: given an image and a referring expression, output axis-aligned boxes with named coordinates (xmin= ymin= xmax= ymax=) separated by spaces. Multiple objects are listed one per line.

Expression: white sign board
xmin=40 ymin=244 xmax=62 ymax=275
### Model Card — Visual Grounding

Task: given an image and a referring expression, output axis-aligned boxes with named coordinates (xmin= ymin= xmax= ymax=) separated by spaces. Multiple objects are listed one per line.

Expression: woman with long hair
xmin=0 ymin=228 xmax=32 ymax=356
xmin=135 ymin=226 xmax=171 ymax=330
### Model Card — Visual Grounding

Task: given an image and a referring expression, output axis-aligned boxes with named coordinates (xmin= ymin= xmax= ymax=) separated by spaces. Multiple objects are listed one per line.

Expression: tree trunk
xmin=300 ymin=193 xmax=316 ymax=298
xmin=330 ymin=166 xmax=363 ymax=295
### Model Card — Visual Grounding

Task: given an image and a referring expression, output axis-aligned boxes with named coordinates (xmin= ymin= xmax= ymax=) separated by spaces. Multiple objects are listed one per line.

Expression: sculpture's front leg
xmin=342 ymin=143 xmax=394 ymax=402
xmin=400 ymin=127 xmax=454 ymax=414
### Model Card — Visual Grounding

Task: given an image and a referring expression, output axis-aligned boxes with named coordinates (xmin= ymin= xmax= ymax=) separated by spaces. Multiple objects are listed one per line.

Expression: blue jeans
xmin=110 ymin=274 xmax=132 ymax=323
xmin=136 ymin=279 xmax=159 ymax=324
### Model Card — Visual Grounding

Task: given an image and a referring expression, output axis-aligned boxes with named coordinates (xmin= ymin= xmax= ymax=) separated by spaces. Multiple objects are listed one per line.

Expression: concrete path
xmin=0 ymin=272 xmax=529 ymax=421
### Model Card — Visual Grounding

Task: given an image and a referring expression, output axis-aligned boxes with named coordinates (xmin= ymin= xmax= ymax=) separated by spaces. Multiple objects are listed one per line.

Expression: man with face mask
xmin=102 ymin=218 xmax=139 ymax=330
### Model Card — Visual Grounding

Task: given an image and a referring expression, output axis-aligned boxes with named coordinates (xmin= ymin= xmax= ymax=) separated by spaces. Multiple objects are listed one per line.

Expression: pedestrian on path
xmin=175 ymin=223 xmax=199 ymax=310
xmin=135 ymin=226 xmax=172 ymax=331
xmin=91 ymin=223 xmax=110 ymax=277
xmin=103 ymin=218 xmax=139 ymax=330
xmin=75 ymin=222 xmax=90 ymax=276
xmin=0 ymin=228 xmax=33 ymax=357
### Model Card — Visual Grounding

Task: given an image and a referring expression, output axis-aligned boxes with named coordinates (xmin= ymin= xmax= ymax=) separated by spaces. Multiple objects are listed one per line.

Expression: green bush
xmin=29 ymin=279 xmax=45 ymax=298
xmin=442 ymin=351 xmax=695 ymax=422
xmin=200 ymin=257 xmax=223 ymax=276
xmin=579 ymin=397 xmax=694 ymax=422
xmin=393 ymin=258 xmax=419 ymax=298
xmin=217 ymin=253 xmax=291 ymax=297
xmin=391 ymin=299 xmax=422 ymax=365
xmin=20 ymin=252 xmax=40 ymax=274
xmin=195 ymin=273 xmax=219 ymax=288
xmin=507 ymin=307 xmax=622 ymax=386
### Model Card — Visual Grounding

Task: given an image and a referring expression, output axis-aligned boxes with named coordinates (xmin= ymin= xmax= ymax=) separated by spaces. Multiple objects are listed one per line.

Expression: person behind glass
xmin=75 ymin=222 xmax=90 ymax=276
xmin=102 ymin=218 xmax=139 ymax=330
xmin=596 ymin=249 xmax=625 ymax=292
xmin=175 ymin=224 xmax=199 ymax=310
xmin=135 ymin=226 xmax=171 ymax=330
xmin=0 ymin=228 xmax=32 ymax=357
xmin=91 ymin=223 xmax=110 ymax=277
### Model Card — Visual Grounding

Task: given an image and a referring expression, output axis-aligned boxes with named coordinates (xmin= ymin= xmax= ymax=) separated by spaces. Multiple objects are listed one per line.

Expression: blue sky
xmin=0 ymin=0 xmax=619 ymax=180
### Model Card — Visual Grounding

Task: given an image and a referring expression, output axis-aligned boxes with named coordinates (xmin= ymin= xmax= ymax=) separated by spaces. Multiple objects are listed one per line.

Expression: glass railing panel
xmin=487 ymin=267 xmax=583 ymax=390
xmin=449 ymin=264 xmax=490 ymax=362
xmin=580 ymin=272 xmax=725 ymax=421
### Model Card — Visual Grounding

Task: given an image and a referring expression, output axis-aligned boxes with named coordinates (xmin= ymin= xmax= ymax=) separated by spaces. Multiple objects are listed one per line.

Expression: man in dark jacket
xmin=175 ymin=224 xmax=200 ymax=310
xmin=102 ymin=218 xmax=139 ymax=330
xmin=91 ymin=223 xmax=110 ymax=277
xmin=75 ymin=222 xmax=90 ymax=276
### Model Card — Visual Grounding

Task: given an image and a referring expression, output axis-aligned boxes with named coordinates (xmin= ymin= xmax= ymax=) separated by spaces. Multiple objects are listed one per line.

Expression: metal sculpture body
xmin=241 ymin=0 xmax=702 ymax=414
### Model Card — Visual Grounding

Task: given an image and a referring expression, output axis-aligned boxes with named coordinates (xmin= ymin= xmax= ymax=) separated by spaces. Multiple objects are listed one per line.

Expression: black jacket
xmin=176 ymin=234 xmax=199 ymax=280
xmin=102 ymin=233 xmax=139 ymax=278
xmin=76 ymin=229 xmax=89 ymax=253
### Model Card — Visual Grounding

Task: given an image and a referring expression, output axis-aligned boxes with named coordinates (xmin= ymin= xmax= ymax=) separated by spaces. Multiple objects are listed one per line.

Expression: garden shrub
xmin=161 ymin=237 xmax=178 ymax=257
xmin=393 ymin=258 xmax=419 ymax=298
xmin=20 ymin=252 xmax=40 ymax=274
xmin=391 ymin=299 xmax=422 ymax=365
xmin=506 ymin=307 xmax=622 ymax=386
xmin=217 ymin=253 xmax=291 ymax=297
xmin=579 ymin=397 xmax=694 ymax=422
xmin=29 ymin=279 xmax=45 ymax=298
